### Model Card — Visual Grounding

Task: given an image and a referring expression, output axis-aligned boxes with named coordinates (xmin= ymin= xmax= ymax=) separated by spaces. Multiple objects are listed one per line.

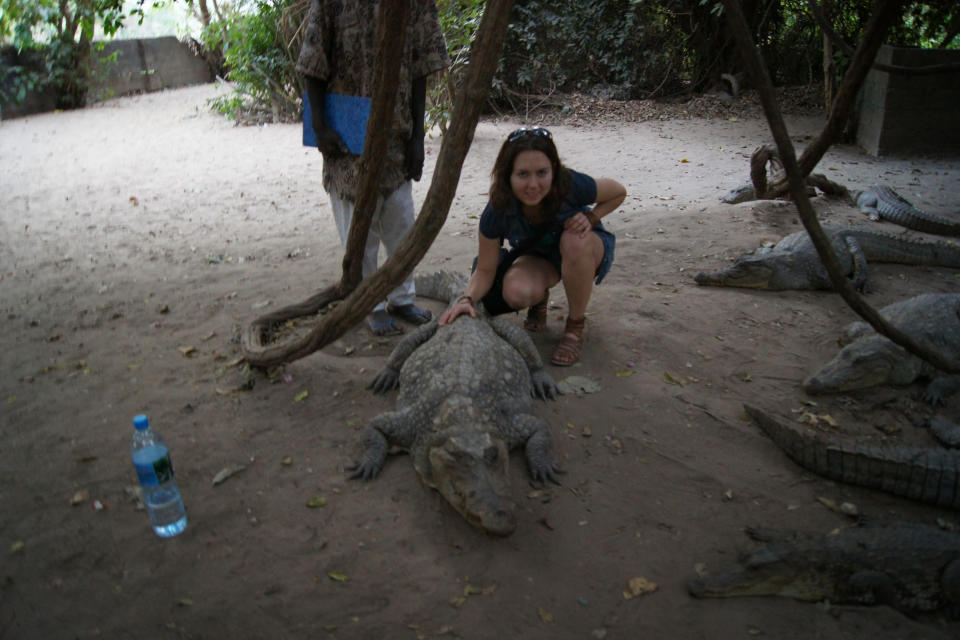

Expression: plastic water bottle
xmin=131 ymin=414 xmax=187 ymax=537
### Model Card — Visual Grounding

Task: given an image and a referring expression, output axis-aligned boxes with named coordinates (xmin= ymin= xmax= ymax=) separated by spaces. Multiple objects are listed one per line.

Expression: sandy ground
xmin=3 ymin=83 xmax=960 ymax=639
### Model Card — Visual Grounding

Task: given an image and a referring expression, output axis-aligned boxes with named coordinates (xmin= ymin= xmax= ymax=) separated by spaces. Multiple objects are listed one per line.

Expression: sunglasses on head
xmin=507 ymin=127 xmax=552 ymax=143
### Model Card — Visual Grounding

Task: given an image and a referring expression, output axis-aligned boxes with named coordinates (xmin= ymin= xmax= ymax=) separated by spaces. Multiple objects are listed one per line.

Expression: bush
xmin=204 ymin=0 xmax=306 ymax=123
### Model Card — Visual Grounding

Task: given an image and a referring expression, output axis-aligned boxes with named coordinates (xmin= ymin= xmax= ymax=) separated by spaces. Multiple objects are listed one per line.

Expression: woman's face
xmin=510 ymin=150 xmax=553 ymax=210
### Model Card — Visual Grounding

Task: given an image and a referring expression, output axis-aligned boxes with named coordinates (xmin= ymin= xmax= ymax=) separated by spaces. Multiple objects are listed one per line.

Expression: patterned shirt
xmin=297 ymin=0 xmax=449 ymax=200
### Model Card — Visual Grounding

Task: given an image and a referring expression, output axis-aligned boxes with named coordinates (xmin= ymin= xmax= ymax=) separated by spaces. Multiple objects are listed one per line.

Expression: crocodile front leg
xmin=923 ymin=375 xmax=960 ymax=406
xmin=349 ymin=408 xmax=417 ymax=479
xmin=369 ymin=321 xmax=439 ymax=393
xmin=489 ymin=317 xmax=558 ymax=400
xmin=506 ymin=413 xmax=564 ymax=484
xmin=856 ymin=190 xmax=881 ymax=221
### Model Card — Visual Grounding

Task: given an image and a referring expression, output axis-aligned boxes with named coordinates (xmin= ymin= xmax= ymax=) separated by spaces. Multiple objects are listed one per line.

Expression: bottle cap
xmin=133 ymin=414 xmax=150 ymax=431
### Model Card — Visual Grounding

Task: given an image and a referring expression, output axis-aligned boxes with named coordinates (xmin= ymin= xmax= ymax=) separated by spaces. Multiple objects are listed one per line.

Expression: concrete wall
xmin=857 ymin=45 xmax=960 ymax=156
xmin=92 ymin=36 xmax=213 ymax=99
xmin=1 ymin=37 xmax=212 ymax=120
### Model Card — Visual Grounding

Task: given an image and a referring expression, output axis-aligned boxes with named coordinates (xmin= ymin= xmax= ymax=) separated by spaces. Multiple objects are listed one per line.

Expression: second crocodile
xmin=694 ymin=226 xmax=960 ymax=291
xmin=804 ymin=293 xmax=960 ymax=405
xmin=688 ymin=520 xmax=960 ymax=613
xmin=745 ymin=404 xmax=960 ymax=509
xmin=349 ymin=271 xmax=563 ymax=536
xmin=854 ymin=185 xmax=960 ymax=237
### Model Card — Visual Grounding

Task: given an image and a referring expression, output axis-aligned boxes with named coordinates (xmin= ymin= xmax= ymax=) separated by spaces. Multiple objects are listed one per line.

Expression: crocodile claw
xmin=531 ymin=463 xmax=565 ymax=486
xmin=347 ymin=460 xmax=381 ymax=481
xmin=531 ymin=370 xmax=559 ymax=401
xmin=368 ymin=367 xmax=400 ymax=394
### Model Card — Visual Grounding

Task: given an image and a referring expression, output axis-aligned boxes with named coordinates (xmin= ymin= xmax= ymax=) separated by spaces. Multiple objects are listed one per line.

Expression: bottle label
xmin=134 ymin=451 xmax=174 ymax=487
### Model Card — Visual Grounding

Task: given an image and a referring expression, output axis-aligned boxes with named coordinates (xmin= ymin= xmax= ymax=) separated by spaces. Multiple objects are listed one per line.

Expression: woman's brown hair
xmin=489 ymin=127 xmax=571 ymax=219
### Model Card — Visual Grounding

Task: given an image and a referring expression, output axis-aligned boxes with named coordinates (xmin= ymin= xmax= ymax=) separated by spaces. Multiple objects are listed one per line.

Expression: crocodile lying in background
xmin=349 ymin=271 xmax=563 ymax=536
xmin=745 ymin=404 xmax=960 ymax=509
xmin=854 ymin=185 xmax=960 ymax=237
xmin=694 ymin=226 xmax=960 ymax=291
xmin=804 ymin=293 xmax=960 ymax=405
xmin=721 ymin=182 xmax=960 ymax=238
xmin=688 ymin=520 xmax=960 ymax=613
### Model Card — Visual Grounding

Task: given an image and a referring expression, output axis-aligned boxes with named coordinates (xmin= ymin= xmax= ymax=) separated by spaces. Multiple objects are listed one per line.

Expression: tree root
xmin=241 ymin=284 xmax=345 ymax=368
xmin=746 ymin=143 xmax=852 ymax=201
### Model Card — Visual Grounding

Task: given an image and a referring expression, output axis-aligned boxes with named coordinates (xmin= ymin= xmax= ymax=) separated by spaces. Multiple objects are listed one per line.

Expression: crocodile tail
xmin=414 ymin=270 xmax=470 ymax=304
xmin=853 ymin=230 xmax=960 ymax=267
xmin=894 ymin=214 xmax=960 ymax=238
xmin=744 ymin=404 xmax=960 ymax=509
xmin=873 ymin=186 xmax=960 ymax=237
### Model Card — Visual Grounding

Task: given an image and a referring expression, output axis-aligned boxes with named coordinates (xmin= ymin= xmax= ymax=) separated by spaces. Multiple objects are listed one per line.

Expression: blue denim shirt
xmin=479 ymin=170 xmax=598 ymax=250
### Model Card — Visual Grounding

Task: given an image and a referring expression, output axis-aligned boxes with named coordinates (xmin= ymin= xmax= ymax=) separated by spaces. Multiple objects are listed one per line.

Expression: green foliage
xmin=203 ymin=0 xmax=306 ymax=123
xmin=898 ymin=0 xmax=959 ymax=49
xmin=428 ymin=0 xmax=484 ymax=133
xmin=0 ymin=0 xmax=147 ymax=108
xmin=497 ymin=0 xmax=686 ymax=100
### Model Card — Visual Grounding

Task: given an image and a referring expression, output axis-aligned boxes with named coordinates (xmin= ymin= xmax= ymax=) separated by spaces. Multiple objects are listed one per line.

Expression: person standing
xmin=297 ymin=0 xmax=449 ymax=335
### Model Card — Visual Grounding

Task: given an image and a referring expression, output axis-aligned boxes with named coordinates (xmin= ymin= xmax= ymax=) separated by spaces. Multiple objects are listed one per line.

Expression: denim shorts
xmin=475 ymin=225 xmax=615 ymax=316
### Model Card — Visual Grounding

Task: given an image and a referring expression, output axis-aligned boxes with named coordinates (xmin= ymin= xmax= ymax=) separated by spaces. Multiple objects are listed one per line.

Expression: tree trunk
xmin=723 ymin=0 xmax=959 ymax=375
xmin=242 ymin=0 xmax=517 ymax=367
xmin=820 ymin=0 xmax=837 ymax=111
xmin=749 ymin=0 xmax=906 ymax=199
xmin=197 ymin=0 xmax=212 ymax=28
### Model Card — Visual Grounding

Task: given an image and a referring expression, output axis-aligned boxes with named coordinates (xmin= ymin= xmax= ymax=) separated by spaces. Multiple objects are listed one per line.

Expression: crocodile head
xmin=695 ymin=254 xmax=779 ymax=289
xmin=688 ymin=548 xmax=842 ymax=602
xmin=804 ymin=337 xmax=915 ymax=395
xmin=696 ymin=252 xmax=825 ymax=291
xmin=720 ymin=183 xmax=755 ymax=204
xmin=425 ymin=428 xmax=517 ymax=536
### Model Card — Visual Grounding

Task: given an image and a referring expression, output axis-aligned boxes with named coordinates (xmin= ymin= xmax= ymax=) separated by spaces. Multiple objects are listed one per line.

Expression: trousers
xmin=328 ymin=181 xmax=416 ymax=312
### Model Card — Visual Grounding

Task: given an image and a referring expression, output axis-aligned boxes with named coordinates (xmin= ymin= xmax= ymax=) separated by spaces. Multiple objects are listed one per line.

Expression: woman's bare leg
xmin=558 ymin=230 xmax=604 ymax=320
xmin=501 ymin=255 xmax=559 ymax=311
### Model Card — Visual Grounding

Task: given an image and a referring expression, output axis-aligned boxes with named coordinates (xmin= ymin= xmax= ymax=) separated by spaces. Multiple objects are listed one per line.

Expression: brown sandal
xmin=551 ymin=316 xmax=586 ymax=366
xmin=524 ymin=291 xmax=549 ymax=332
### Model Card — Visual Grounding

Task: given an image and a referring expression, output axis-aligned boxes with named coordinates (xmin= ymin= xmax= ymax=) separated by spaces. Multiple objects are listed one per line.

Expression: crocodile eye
xmin=483 ymin=445 xmax=499 ymax=464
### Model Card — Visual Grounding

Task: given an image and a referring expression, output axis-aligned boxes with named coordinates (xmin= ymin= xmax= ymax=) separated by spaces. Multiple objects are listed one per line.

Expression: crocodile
xmin=803 ymin=293 xmax=960 ymax=405
xmin=719 ymin=182 xmax=816 ymax=204
xmin=693 ymin=226 xmax=960 ymax=291
xmin=745 ymin=404 xmax=960 ymax=509
xmin=853 ymin=185 xmax=960 ymax=237
xmin=349 ymin=271 xmax=563 ymax=536
xmin=688 ymin=520 xmax=960 ymax=613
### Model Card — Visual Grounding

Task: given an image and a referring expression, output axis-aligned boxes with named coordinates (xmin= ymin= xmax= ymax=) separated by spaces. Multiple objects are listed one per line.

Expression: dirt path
xmin=2 ymin=83 xmax=960 ymax=638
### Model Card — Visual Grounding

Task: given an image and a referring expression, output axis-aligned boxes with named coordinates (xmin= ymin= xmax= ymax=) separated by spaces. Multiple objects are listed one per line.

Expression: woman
xmin=439 ymin=127 xmax=626 ymax=366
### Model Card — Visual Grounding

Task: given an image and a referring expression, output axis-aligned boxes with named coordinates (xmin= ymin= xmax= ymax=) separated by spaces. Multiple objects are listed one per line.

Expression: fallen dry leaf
xmin=306 ymin=496 xmax=327 ymax=508
xmin=622 ymin=576 xmax=659 ymax=599
xmin=663 ymin=372 xmax=684 ymax=386
xmin=211 ymin=464 xmax=246 ymax=486
xmin=537 ymin=607 xmax=555 ymax=623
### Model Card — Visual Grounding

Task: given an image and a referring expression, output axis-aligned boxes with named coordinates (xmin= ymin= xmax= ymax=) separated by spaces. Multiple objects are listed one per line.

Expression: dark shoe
xmin=387 ymin=303 xmax=432 ymax=325
xmin=368 ymin=310 xmax=403 ymax=336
